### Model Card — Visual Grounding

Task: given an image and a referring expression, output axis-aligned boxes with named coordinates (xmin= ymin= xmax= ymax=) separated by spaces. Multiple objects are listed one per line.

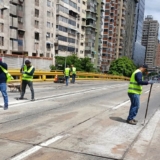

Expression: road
xmin=0 ymin=80 xmax=160 ymax=160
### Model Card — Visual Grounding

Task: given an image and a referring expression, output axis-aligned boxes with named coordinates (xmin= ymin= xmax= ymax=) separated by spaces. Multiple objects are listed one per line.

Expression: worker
xmin=71 ymin=64 xmax=76 ymax=84
xmin=64 ymin=65 xmax=70 ymax=86
xmin=19 ymin=60 xmax=35 ymax=101
xmin=0 ymin=58 xmax=8 ymax=110
xmin=127 ymin=64 xmax=153 ymax=125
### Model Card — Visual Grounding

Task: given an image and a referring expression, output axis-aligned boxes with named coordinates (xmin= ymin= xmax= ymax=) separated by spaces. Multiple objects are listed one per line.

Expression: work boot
xmin=126 ymin=120 xmax=137 ymax=125
xmin=18 ymin=97 xmax=24 ymax=100
xmin=31 ymin=99 xmax=35 ymax=101
xmin=133 ymin=119 xmax=138 ymax=123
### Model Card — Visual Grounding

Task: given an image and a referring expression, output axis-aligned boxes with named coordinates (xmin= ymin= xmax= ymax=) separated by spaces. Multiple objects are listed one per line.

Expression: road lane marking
xmin=11 ymin=135 xmax=65 ymax=160
xmin=40 ymin=135 xmax=64 ymax=147
xmin=112 ymin=100 xmax=130 ymax=110
xmin=1 ymin=83 xmax=128 ymax=109
xmin=145 ymin=90 xmax=149 ymax=94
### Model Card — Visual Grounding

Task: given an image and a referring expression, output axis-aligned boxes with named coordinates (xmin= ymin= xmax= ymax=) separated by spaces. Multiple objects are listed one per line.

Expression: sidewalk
xmin=124 ymin=110 xmax=160 ymax=160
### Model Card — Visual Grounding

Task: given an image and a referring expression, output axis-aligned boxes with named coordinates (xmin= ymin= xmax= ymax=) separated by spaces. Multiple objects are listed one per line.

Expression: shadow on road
xmin=110 ymin=117 xmax=126 ymax=123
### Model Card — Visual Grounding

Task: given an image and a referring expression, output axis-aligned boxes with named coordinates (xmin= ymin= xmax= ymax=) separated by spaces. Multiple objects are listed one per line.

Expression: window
xmin=46 ymin=32 xmax=50 ymax=38
xmin=0 ymin=37 xmax=4 ymax=46
xmin=69 ymin=0 xmax=77 ymax=9
xmin=35 ymin=0 xmax=39 ymax=6
xmin=18 ymin=17 xmax=23 ymax=23
xmin=68 ymin=47 xmax=75 ymax=52
xmin=83 ymin=1 xmax=85 ymax=5
xmin=35 ymin=32 xmax=39 ymax=40
xmin=47 ymin=11 xmax=51 ymax=17
xmin=68 ymin=37 xmax=75 ymax=43
xmin=18 ymin=5 xmax=23 ymax=11
xmin=35 ymin=9 xmax=39 ymax=17
xmin=68 ymin=19 xmax=76 ymax=26
xmin=58 ymin=35 xmax=67 ymax=42
xmin=59 ymin=25 xmax=68 ymax=32
xmin=0 ymin=10 xmax=3 ymax=19
xmin=78 ymin=7 xmax=80 ymax=12
xmin=0 ymin=23 xmax=4 ymax=32
xmin=35 ymin=20 xmax=39 ymax=28
xmin=58 ymin=45 xmax=68 ymax=51
xmin=47 ymin=0 xmax=51 ymax=7
xmin=80 ymin=51 xmax=83 ymax=54
xmin=78 ymin=0 xmax=80 ymax=2
xmin=47 ymin=22 xmax=50 ymax=28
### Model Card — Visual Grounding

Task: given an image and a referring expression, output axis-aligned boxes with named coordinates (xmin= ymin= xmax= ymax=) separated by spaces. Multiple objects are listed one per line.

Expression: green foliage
xmin=52 ymin=55 xmax=95 ymax=72
xmin=108 ymin=56 xmax=137 ymax=77
xmin=49 ymin=64 xmax=56 ymax=70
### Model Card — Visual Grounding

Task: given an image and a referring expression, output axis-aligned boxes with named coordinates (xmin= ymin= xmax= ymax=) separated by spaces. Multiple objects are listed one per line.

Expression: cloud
xmin=145 ymin=0 xmax=160 ymax=39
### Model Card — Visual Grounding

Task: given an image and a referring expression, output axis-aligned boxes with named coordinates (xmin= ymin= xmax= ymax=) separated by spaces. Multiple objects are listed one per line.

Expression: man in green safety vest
xmin=71 ymin=64 xmax=76 ymax=84
xmin=64 ymin=65 xmax=70 ymax=86
xmin=127 ymin=64 xmax=153 ymax=125
xmin=19 ymin=60 xmax=35 ymax=101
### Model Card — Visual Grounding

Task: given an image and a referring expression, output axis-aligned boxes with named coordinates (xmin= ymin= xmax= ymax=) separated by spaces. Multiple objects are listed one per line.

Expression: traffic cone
xmin=54 ymin=75 xmax=58 ymax=83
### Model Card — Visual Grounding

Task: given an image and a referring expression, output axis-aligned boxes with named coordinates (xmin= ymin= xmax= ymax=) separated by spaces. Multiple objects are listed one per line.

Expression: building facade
xmin=155 ymin=41 xmax=160 ymax=66
xmin=133 ymin=0 xmax=146 ymax=66
xmin=142 ymin=15 xmax=159 ymax=68
xmin=0 ymin=0 xmax=56 ymax=63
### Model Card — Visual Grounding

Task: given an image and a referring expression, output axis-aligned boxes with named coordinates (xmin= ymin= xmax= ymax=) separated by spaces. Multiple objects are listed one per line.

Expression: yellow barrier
xmin=8 ymin=70 xmax=130 ymax=82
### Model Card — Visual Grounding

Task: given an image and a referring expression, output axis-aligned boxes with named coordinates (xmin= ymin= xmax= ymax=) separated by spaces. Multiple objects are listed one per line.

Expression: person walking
xmin=71 ymin=64 xmax=76 ymax=84
xmin=127 ymin=64 xmax=153 ymax=125
xmin=64 ymin=65 xmax=70 ymax=86
xmin=0 ymin=58 xmax=8 ymax=110
xmin=19 ymin=60 xmax=35 ymax=101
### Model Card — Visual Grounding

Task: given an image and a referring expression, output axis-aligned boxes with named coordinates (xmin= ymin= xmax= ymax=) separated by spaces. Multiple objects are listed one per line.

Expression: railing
xmin=8 ymin=70 xmax=130 ymax=82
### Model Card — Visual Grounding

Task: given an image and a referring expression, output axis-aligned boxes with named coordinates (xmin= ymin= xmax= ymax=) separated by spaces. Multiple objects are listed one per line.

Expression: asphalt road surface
xmin=0 ymin=80 xmax=160 ymax=160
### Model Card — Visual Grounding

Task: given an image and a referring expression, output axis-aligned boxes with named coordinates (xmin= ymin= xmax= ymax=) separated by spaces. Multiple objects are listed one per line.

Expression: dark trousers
xmin=72 ymin=74 xmax=76 ymax=83
xmin=127 ymin=93 xmax=140 ymax=120
xmin=20 ymin=80 xmax=34 ymax=99
xmin=65 ymin=76 xmax=69 ymax=86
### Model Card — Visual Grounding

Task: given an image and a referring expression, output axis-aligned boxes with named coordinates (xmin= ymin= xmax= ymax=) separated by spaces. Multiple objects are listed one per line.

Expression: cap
xmin=25 ymin=60 xmax=31 ymax=64
xmin=142 ymin=64 xmax=148 ymax=69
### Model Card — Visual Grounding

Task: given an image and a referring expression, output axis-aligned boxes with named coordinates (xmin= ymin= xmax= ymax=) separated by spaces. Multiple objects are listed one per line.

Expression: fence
xmin=8 ymin=70 xmax=130 ymax=82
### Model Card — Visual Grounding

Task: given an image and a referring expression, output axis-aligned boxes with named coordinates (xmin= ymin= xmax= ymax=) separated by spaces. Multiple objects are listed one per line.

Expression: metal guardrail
xmin=8 ymin=70 xmax=130 ymax=82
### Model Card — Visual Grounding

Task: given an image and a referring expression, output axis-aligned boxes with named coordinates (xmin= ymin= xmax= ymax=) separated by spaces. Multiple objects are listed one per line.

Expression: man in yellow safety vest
xmin=127 ymin=64 xmax=153 ymax=125
xmin=64 ymin=65 xmax=70 ymax=86
xmin=71 ymin=64 xmax=76 ymax=84
xmin=19 ymin=60 xmax=35 ymax=101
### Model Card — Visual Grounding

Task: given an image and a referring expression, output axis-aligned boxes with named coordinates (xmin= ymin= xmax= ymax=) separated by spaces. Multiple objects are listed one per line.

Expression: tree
xmin=52 ymin=55 xmax=95 ymax=72
xmin=108 ymin=56 xmax=137 ymax=77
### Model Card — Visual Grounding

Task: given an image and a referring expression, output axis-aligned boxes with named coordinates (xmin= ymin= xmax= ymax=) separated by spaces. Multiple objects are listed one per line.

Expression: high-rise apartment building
xmin=121 ymin=0 xmax=138 ymax=58
xmin=142 ymin=15 xmax=159 ymax=68
xmin=132 ymin=0 xmax=146 ymax=66
xmin=102 ymin=0 xmax=138 ymax=72
xmin=0 ymin=0 xmax=56 ymax=60
xmin=84 ymin=0 xmax=104 ymax=68
xmin=55 ymin=0 xmax=81 ymax=58
xmin=155 ymin=41 xmax=160 ymax=66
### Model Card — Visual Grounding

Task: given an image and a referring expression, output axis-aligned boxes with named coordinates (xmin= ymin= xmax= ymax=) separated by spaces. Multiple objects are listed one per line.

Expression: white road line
xmin=11 ymin=135 xmax=65 ymax=160
xmin=40 ymin=135 xmax=64 ymax=147
xmin=1 ymin=84 xmax=128 ymax=109
xmin=112 ymin=100 xmax=130 ymax=110
xmin=145 ymin=90 xmax=149 ymax=94
xmin=11 ymin=146 xmax=42 ymax=160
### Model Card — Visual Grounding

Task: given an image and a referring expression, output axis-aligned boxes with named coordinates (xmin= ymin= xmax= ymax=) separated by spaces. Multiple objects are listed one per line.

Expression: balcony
xmin=10 ymin=0 xmax=18 ymax=4
xmin=17 ymin=10 xmax=23 ymax=17
xmin=82 ymin=21 xmax=86 ymax=27
xmin=86 ymin=14 xmax=96 ymax=21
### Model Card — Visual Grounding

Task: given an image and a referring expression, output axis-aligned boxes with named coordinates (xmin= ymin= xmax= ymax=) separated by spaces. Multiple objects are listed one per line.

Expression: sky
xmin=145 ymin=0 xmax=160 ymax=39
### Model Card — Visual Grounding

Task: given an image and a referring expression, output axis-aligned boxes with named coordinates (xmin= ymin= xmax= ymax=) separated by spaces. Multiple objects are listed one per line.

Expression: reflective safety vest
xmin=0 ymin=66 xmax=14 ymax=82
xmin=22 ymin=65 xmax=34 ymax=81
xmin=72 ymin=67 xmax=76 ymax=74
xmin=128 ymin=69 xmax=142 ymax=95
xmin=65 ymin=68 xmax=70 ymax=76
